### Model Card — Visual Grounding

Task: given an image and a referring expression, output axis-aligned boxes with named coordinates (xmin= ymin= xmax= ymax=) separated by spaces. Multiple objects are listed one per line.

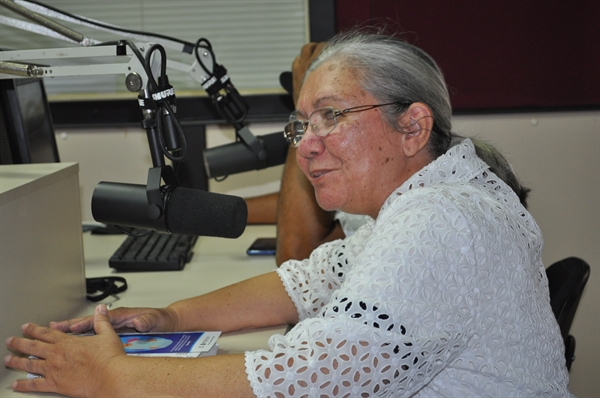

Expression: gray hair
xmin=308 ymin=30 xmax=453 ymax=157
xmin=452 ymin=135 xmax=531 ymax=208
xmin=473 ymin=140 xmax=531 ymax=208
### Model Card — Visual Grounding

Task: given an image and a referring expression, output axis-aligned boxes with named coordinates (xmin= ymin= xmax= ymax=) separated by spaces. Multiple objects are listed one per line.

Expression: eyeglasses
xmin=283 ymin=101 xmax=412 ymax=146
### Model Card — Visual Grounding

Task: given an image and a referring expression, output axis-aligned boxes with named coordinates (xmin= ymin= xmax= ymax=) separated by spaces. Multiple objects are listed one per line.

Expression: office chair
xmin=545 ymin=257 xmax=590 ymax=371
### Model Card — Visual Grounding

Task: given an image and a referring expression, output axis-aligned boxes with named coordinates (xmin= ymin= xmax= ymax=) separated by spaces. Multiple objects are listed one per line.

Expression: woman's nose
xmin=296 ymin=128 xmax=325 ymax=158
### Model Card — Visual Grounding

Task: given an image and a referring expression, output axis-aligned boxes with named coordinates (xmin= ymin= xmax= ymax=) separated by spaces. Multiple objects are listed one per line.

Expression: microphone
xmin=91 ymin=182 xmax=247 ymax=238
xmin=203 ymin=131 xmax=288 ymax=179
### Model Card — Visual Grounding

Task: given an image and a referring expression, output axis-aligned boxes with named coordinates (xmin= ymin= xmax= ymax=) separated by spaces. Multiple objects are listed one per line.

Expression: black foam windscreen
xmin=203 ymin=131 xmax=288 ymax=179
xmin=279 ymin=71 xmax=293 ymax=96
xmin=166 ymin=186 xmax=247 ymax=238
xmin=92 ymin=182 xmax=247 ymax=238
xmin=260 ymin=131 xmax=289 ymax=168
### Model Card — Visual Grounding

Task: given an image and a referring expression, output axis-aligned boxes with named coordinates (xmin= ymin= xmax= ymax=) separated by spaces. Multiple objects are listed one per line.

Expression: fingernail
xmin=96 ymin=304 xmax=108 ymax=315
xmin=5 ymin=337 xmax=12 ymax=346
xmin=4 ymin=355 xmax=11 ymax=365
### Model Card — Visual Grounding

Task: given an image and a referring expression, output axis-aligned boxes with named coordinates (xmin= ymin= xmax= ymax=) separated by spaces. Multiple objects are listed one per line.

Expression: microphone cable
xmin=145 ymin=43 xmax=188 ymax=163
xmin=194 ymin=37 xmax=248 ymax=128
xmin=92 ymin=40 xmax=189 ymax=164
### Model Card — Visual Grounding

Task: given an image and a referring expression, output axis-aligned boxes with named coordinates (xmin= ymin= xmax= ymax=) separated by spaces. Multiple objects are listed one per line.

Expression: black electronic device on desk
xmin=247 ymin=237 xmax=276 ymax=256
xmin=109 ymin=230 xmax=197 ymax=272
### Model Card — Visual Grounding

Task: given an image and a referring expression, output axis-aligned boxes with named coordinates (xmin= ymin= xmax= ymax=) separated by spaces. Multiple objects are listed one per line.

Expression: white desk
xmin=1 ymin=225 xmax=285 ymax=397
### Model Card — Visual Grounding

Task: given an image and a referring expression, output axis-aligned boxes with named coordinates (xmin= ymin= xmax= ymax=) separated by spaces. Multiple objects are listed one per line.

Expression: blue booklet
xmin=119 ymin=331 xmax=221 ymax=357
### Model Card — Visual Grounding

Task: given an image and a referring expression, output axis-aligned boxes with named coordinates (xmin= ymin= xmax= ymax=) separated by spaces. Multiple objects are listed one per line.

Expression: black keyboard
xmin=109 ymin=231 xmax=197 ymax=272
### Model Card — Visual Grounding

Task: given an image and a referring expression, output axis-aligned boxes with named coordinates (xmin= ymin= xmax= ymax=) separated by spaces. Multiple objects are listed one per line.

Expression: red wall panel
xmin=335 ymin=0 xmax=599 ymax=111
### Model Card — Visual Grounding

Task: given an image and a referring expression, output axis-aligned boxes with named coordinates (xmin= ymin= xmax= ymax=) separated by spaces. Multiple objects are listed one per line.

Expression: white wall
xmin=55 ymin=110 xmax=599 ymax=397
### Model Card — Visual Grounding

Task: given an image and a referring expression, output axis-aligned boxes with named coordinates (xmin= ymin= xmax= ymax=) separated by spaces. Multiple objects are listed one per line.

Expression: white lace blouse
xmin=245 ymin=139 xmax=572 ymax=397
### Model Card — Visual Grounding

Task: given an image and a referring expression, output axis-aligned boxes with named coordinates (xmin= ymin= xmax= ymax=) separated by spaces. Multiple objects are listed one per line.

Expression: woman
xmin=5 ymin=30 xmax=571 ymax=397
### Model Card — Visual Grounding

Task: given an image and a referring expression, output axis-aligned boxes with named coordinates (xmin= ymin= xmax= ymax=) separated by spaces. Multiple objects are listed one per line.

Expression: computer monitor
xmin=0 ymin=78 xmax=60 ymax=164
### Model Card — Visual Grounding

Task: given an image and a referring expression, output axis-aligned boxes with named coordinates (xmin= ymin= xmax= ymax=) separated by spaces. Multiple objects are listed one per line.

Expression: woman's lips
xmin=310 ymin=169 xmax=331 ymax=179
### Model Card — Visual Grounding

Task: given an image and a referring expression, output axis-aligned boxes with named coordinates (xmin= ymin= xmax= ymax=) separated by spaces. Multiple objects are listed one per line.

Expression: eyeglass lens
xmin=284 ymin=107 xmax=338 ymax=146
xmin=283 ymin=120 xmax=305 ymax=146
xmin=310 ymin=108 xmax=337 ymax=136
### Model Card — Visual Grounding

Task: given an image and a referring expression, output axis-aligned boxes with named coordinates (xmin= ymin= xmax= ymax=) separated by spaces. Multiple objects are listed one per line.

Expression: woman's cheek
xmin=295 ymin=154 xmax=310 ymax=177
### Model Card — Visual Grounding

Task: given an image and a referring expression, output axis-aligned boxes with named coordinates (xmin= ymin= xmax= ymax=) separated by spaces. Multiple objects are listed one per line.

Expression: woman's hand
xmin=4 ymin=304 xmax=127 ymax=397
xmin=49 ymin=306 xmax=180 ymax=334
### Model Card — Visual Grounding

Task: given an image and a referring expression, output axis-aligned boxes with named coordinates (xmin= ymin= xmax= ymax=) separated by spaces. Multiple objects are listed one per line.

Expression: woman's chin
xmin=315 ymin=194 xmax=343 ymax=213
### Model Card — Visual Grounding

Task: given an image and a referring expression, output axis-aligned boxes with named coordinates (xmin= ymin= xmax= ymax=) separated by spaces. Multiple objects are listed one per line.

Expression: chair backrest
xmin=545 ymin=257 xmax=591 ymax=341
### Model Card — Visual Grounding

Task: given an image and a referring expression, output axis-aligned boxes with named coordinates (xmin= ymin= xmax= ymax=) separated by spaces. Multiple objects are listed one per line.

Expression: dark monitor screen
xmin=0 ymin=78 xmax=59 ymax=164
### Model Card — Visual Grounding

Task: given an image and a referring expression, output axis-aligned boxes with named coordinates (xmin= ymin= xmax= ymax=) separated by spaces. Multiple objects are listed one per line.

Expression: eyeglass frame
xmin=283 ymin=101 xmax=413 ymax=146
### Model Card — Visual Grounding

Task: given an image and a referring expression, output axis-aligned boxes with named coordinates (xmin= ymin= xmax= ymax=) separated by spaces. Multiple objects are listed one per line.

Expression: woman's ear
xmin=399 ymin=102 xmax=433 ymax=157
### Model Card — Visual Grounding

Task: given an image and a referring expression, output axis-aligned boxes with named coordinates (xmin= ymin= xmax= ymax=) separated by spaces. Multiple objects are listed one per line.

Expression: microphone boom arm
xmin=0 ymin=41 xmax=188 ymax=226
xmin=0 ymin=0 xmax=262 ymax=166
xmin=0 ymin=1 xmax=284 ymax=235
